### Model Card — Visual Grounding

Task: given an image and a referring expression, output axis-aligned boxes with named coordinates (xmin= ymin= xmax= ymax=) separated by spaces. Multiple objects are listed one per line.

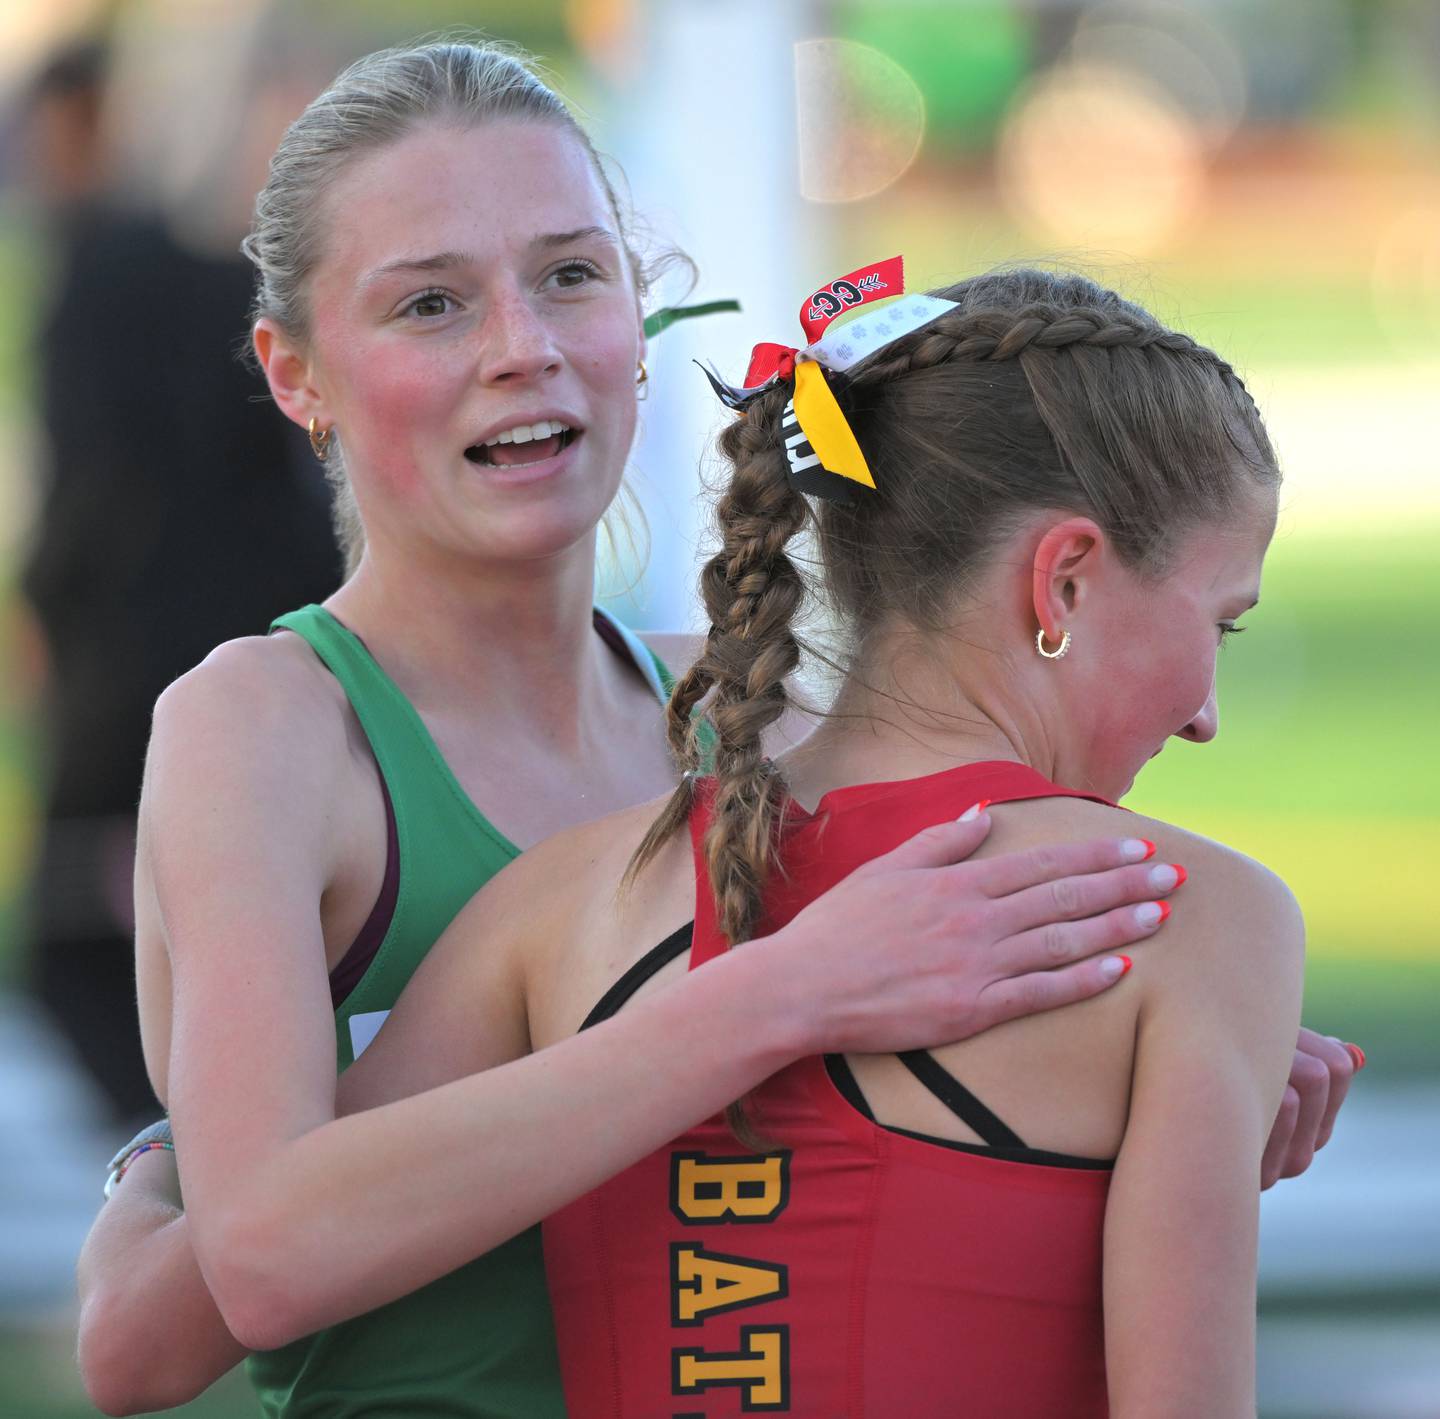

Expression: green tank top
xmin=246 ymin=603 xmax=675 ymax=1419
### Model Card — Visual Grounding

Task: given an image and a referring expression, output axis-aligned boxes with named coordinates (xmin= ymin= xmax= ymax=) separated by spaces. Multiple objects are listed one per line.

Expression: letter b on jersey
xmin=670 ymin=1151 xmax=790 ymax=1225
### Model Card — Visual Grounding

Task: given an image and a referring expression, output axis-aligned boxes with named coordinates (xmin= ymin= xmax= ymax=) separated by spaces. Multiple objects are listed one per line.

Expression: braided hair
xmin=634 ymin=264 xmax=1278 ymax=968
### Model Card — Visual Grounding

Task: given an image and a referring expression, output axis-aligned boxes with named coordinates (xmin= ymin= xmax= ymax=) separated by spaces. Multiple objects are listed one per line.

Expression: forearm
xmin=189 ymin=938 xmax=801 ymax=1349
xmin=77 ymin=1154 xmax=247 ymax=1415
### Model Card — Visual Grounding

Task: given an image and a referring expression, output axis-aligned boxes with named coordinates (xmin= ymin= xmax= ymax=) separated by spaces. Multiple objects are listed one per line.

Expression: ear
xmin=1030 ymin=516 xmax=1105 ymax=643
xmin=252 ymin=318 xmax=328 ymax=433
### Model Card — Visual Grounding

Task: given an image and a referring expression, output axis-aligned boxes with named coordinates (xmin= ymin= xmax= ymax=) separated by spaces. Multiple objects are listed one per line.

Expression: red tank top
xmin=545 ymin=761 xmax=1116 ymax=1418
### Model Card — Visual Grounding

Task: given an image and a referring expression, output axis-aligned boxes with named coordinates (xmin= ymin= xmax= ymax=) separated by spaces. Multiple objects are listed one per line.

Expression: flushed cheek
xmin=1095 ymin=646 xmax=1202 ymax=755
xmin=335 ymin=345 xmax=465 ymax=491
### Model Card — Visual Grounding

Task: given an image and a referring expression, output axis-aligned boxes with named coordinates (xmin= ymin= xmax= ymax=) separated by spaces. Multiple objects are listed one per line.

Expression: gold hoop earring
xmin=1036 ymin=627 xmax=1071 ymax=660
xmin=308 ymin=417 xmax=332 ymax=462
xmin=635 ymin=359 xmax=649 ymax=401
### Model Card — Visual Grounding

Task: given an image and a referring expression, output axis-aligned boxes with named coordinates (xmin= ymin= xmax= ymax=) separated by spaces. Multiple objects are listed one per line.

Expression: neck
xmin=326 ymin=532 xmax=607 ymax=742
xmin=781 ymin=630 xmax=1064 ymax=806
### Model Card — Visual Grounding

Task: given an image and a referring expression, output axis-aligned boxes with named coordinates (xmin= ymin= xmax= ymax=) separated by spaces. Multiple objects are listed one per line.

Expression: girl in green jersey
xmin=76 ymin=38 xmax=1359 ymax=1419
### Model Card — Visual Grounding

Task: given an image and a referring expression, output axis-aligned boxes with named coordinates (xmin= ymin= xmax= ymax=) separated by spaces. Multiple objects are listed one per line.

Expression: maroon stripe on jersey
xmin=329 ymin=770 xmax=398 ymax=1009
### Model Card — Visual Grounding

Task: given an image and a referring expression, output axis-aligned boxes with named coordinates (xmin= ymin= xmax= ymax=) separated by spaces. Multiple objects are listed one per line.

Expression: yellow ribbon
xmin=792 ymin=360 xmax=876 ymax=493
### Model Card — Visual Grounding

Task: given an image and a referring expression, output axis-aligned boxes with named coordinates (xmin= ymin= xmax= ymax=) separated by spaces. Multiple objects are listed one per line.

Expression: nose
xmin=1177 ymin=682 xmax=1219 ymax=744
xmin=476 ymin=289 xmax=562 ymax=385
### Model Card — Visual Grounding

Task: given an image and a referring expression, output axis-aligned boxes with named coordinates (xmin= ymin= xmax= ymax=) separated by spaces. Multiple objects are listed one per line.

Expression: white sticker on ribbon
xmin=807 ymin=294 xmax=958 ymax=373
xmin=349 ymin=1009 xmax=390 ymax=1059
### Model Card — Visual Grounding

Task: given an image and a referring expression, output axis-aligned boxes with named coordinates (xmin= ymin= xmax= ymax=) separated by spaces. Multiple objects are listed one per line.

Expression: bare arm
xmin=1103 ymin=849 xmax=1305 ymax=1418
xmin=77 ymin=1151 xmax=246 ymax=1415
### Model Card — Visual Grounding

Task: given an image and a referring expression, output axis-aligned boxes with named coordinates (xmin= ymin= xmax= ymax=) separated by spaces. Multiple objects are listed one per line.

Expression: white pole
xmin=604 ymin=0 xmax=820 ymax=632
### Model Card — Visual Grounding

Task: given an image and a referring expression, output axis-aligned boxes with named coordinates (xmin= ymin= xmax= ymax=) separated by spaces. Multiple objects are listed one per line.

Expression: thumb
xmin=848 ymin=804 xmax=993 ymax=880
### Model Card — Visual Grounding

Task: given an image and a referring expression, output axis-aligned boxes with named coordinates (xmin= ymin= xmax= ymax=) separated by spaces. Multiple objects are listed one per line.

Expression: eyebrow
xmin=360 ymin=229 xmax=619 ymax=288
xmin=360 ymin=250 xmax=473 ymax=287
xmin=536 ymin=226 xmax=619 ymax=250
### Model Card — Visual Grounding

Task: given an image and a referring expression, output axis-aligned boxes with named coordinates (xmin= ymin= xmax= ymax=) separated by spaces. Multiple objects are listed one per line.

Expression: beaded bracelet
xmin=104 ymin=1138 xmax=175 ymax=1199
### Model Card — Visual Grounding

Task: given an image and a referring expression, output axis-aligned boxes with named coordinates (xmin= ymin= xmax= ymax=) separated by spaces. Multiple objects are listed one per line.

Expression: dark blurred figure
xmin=13 ymin=37 xmax=340 ymax=1125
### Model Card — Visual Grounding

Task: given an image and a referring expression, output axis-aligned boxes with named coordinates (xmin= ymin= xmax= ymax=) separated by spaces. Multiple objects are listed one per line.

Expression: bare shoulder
xmin=142 ymin=632 xmax=366 ymax=912
xmin=490 ymin=790 xmax=696 ymax=1036
xmin=991 ymin=793 xmax=1300 ymax=918
xmin=1007 ymin=792 xmax=1303 ymax=1002
xmin=153 ymin=632 xmax=344 ymax=750
xmin=148 ymin=633 xmax=358 ymax=805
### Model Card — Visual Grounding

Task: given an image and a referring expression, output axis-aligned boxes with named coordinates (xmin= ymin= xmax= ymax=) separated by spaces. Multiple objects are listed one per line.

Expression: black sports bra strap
xmin=896 ymin=1050 xmax=1028 ymax=1150
xmin=580 ymin=923 xmax=694 ymax=1031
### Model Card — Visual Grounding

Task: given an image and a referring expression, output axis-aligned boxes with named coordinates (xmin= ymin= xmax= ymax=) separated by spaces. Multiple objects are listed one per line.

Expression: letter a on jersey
xmin=670 ymin=1243 xmax=789 ymax=1326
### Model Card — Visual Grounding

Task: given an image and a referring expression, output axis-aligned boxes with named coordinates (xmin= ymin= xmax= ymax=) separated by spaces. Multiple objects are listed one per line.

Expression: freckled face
xmin=303 ymin=119 xmax=643 ymax=566
xmin=1068 ymin=486 xmax=1278 ymax=799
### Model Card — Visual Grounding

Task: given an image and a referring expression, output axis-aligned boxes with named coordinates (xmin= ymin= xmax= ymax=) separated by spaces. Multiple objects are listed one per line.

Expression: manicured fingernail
xmin=1101 ymin=954 xmax=1132 ymax=980
xmin=1147 ymin=864 xmax=1180 ymax=891
xmin=1344 ymin=1042 xmax=1367 ymax=1071
xmin=958 ymin=799 xmax=992 ymax=822
xmin=1135 ymin=901 xmax=1170 ymax=928
xmin=1121 ymin=838 xmax=1155 ymax=862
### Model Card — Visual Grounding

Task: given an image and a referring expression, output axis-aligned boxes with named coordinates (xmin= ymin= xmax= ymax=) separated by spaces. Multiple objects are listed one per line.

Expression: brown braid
xmin=629 ymin=382 xmax=809 ymax=951
xmin=624 ymin=383 xmax=810 ymax=1148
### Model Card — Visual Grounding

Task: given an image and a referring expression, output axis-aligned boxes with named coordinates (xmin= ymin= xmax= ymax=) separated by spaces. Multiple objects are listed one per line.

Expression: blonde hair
xmin=243 ymin=36 xmax=663 ymax=574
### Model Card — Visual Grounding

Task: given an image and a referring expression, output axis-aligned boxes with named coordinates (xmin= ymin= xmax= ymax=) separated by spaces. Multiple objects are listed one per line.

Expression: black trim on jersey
xmin=822 ymin=1056 xmax=1112 ymax=1172
xmin=896 ymin=1048 xmax=1027 ymax=1148
xmin=882 ymin=1123 xmax=1113 ymax=1171
xmin=580 ymin=923 xmax=694 ymax=1031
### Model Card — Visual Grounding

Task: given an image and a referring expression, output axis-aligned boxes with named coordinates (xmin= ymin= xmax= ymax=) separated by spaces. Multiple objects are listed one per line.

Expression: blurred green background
xmin=0 ymin=1 xmax=1434 ymax=1416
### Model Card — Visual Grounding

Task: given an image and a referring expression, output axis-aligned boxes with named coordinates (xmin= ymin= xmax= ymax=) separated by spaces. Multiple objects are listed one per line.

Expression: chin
xmin=474 ymin=501 xmax=610 ymax=564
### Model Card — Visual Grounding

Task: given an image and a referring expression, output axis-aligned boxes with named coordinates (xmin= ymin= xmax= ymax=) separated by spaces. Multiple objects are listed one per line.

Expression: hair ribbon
xmin=700 ymin=256 xmax=957 ymax=502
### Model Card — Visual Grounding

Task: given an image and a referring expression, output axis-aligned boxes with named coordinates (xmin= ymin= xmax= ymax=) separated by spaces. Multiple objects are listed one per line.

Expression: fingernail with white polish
xmin=1122 ymin=838 xmax=1156 ymax=861
xmin=958 ymin=798 xmax=991 ymax=822
xmin=1147 ymin=864 xmax=1180 ymax=892
xmin=1135 ymin=901 xmax=1170 ymax=928
xmin=1100 ymin=955 xmax=1132 ymax=980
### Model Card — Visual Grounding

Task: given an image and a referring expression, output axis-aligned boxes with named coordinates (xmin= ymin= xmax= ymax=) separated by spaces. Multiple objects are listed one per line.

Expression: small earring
xmin=308 ymin=417 xmax=333 ymax=462
xmin=1036 ymin=627 xmax=1071 ymax=659
xmin=635 ymin=359 xmax=649 ymax=400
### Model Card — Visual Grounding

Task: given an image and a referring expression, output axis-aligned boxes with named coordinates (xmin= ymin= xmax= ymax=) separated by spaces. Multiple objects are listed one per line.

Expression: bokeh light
xmin=1372 ymin=204 xmax=1440 ymax=355
xmin=996 ymin=61 xmax=1207 ymax=253
xmin=794 ymin=37 xmax=925 ymax=205
xmin=1070 ymin=1 xmax=1248 ymax=148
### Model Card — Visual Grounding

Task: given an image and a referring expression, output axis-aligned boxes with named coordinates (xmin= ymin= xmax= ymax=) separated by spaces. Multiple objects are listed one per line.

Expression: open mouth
xmin=464 ymin=420 xmax=580 ymax=468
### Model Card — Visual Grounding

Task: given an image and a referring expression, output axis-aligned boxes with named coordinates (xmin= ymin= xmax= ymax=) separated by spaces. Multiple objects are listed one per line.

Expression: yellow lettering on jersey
xmin=670 ymin=1152 xmax=790 ymax=1224
xmin=671 ymin=1244 xmax=788 ymax=1325
xmin=672 ymin=1326 xmax=789 ymax=1409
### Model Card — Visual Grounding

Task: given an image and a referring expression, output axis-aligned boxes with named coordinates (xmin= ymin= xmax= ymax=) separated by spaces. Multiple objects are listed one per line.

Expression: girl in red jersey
xmin=340 ymin=266 xmax=1310 ymax=1417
